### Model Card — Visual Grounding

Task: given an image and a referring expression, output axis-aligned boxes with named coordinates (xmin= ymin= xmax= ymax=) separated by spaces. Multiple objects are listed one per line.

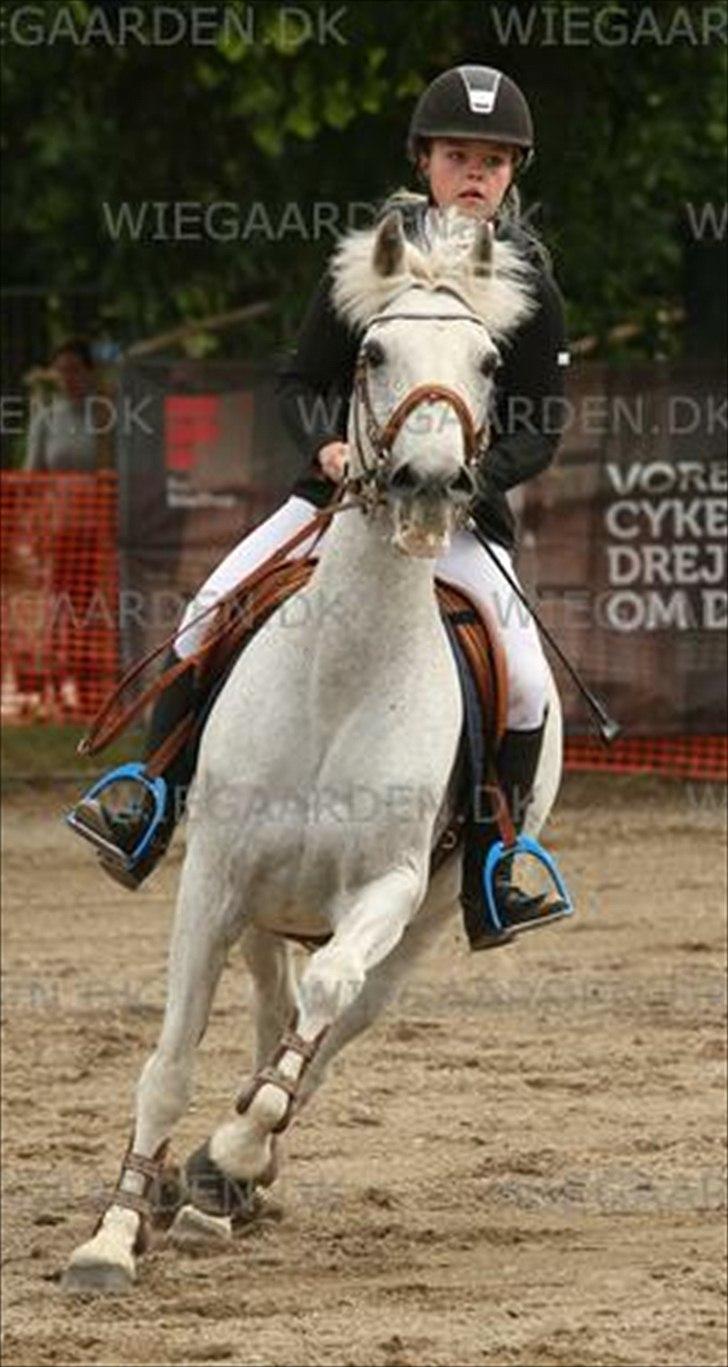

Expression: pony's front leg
xmin=182 ymin=865 xmax=424 ymax=1213
xmin=62 ymin=855 xmax=231 ymax=1294
xmin=170 ymin=926 xmax=298 ymax=1241
xmin=241 ymin=924 xmax=299 ymax=1068
xmin=300 ymin=856 xmax=460 ymax=1105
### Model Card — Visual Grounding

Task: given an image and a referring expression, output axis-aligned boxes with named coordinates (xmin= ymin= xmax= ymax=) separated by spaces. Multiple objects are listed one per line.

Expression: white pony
xmin=63 ymin=209 xmax=562 ymax=1293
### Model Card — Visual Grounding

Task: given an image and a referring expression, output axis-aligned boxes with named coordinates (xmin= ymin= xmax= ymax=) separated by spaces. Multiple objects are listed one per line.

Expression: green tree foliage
xmin=2 ymin=0 xmax=725 ymax=358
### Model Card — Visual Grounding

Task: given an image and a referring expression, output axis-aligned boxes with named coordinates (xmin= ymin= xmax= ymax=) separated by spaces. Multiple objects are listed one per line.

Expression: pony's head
xmin=331 ymin=207 xmax=535 ymax=556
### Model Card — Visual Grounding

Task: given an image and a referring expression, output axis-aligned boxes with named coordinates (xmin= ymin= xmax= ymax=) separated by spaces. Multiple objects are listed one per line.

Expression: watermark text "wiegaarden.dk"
xmin=1 ymin=4 xmax=349 ymax=48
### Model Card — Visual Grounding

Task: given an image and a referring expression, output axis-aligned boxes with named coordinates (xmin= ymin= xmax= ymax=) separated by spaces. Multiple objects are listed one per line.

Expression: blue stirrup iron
xmin=65 ymin=761 xmax=168 ymax=874
xmin=482 ymin=833 xmax=574 ymax=938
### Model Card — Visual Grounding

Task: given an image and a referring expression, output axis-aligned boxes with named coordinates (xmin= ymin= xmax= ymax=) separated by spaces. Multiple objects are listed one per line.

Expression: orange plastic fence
xmin=564 ymin=734 xmax=727 ymax=782
xmin=1 ymin=472 xmax=119 ymax=724
xmin=1 ymin=472 xmax=725 ymax=780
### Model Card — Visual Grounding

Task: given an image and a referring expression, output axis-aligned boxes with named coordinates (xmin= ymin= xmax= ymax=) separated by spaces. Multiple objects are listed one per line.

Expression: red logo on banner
xmin=164 ymin=395 xmax=220 ymax=471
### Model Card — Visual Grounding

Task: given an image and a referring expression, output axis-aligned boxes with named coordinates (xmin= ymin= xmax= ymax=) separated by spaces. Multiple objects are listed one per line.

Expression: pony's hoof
xmin=149 ymin=1162 xmax=186 ymax=1229
xmin=61 ymin=1258 xmax=135 ymax=1296
xmin=185 ymin=1141 xmax=258 ymax=1221
xmin=168 ymin=1203 xmax=233 ymax=1246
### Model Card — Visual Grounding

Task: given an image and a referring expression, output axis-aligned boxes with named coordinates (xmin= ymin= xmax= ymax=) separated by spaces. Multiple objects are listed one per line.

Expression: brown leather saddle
xmin=200 ymin=556 xmax=506 ymax=715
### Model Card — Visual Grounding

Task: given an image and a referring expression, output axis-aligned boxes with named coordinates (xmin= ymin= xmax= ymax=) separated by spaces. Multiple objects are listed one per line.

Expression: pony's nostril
xmin=388 ymin=462 xmax=420 ymax=491
xmin=388 ymin=463 xmax=476 ymax=499
xmin=447 ymin=467 xmax=477 ymax=499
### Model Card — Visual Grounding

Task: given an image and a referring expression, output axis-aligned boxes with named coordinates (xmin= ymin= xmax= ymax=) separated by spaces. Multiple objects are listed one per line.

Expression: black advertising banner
xmin=520 ymin=362 xmax=726 ymax=734
xmin=117 ymin=358 xmax=299 ymax=669
xmin=118 ymin=359 xmax=727 ymax=735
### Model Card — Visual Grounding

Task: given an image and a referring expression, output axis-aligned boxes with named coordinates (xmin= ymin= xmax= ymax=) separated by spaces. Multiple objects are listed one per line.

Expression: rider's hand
xmin=317 ymin=441 xmax=349 ymax=482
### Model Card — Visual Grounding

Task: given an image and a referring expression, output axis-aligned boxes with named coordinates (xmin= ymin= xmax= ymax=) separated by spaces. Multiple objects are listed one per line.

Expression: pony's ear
xmin=471 ymin=220 xmax=494 ymax=277
xmin=372 ymin=210 xmax=406 ymax=277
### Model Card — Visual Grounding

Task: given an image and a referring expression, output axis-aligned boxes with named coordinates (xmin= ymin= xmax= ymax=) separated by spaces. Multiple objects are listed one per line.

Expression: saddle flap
xmin=435 ymin=580 xmax=508 ymax=752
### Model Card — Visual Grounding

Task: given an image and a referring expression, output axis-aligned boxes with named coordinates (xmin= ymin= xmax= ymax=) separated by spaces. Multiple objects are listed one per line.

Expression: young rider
xmin=70 ymin=66 xmax=569 ymax=949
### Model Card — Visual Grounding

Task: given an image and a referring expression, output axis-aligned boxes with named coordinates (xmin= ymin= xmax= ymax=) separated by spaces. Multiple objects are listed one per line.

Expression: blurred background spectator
xmin=23 ymin=337 xmax=115 ymax=715
xmin=24 ymin=336 xmax=114 ymax=473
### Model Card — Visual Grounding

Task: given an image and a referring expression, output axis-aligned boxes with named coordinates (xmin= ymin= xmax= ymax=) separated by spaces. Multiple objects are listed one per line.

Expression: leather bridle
xmin=348 ymin=284 xmax=495 ymax=508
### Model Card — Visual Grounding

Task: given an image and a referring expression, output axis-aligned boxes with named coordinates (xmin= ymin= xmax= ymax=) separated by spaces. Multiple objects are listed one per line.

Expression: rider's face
xmin=419 ymin=138 xmax=517 ymax=219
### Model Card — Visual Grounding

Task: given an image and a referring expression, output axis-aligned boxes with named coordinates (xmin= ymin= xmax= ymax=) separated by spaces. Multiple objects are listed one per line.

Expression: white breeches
xmin=175 ymin=495 xmax=549 ymax=731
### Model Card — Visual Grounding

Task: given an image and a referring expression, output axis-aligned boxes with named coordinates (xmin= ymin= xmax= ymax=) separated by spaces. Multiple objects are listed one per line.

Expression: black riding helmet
xmin=407 ymin=65 xmax=534 ymax=171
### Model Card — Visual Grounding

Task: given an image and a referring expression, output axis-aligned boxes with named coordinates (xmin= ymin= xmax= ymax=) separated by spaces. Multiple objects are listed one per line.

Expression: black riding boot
xmin=70 ymin=651 xmax=203 ymax=888
xmin=461 ymin=718 xmax=548 ymax=950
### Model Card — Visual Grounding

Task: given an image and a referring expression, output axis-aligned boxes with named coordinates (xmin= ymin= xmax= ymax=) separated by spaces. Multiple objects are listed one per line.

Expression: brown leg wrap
xmin=234 ymin=1020 xmax=328 ymax=1135
xmin=93 ymin=1135 xmax=171 ymax=1255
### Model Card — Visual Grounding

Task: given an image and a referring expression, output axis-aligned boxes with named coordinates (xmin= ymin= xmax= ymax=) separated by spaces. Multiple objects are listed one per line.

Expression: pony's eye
xmin=479 ymin=349 xmax=499 ymax=378
xmin=363 ymin=339 xmax=385 ymax=368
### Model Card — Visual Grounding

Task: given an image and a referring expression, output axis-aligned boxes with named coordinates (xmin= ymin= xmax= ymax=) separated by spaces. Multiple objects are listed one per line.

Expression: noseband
xmin=349 ymin=286 xmax=493 ymax=507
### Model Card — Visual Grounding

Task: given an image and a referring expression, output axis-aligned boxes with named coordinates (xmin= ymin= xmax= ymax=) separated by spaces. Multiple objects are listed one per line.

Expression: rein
xmin=77 ymin=490 xmax=366 ymax=757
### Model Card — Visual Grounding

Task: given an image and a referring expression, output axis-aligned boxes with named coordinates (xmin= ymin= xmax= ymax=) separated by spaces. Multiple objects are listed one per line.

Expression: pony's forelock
xmin=331 ymin=209 xmax=536 ymax=340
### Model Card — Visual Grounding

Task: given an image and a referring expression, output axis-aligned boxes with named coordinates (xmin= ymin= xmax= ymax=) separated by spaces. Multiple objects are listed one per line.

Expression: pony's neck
xmin=311 ymin=507 xmax=439 ymax=627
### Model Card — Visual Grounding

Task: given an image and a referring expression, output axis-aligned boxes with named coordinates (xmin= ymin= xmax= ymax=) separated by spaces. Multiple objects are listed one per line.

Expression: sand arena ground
xmin=1 ymin=774 xmax=726 ymax=1367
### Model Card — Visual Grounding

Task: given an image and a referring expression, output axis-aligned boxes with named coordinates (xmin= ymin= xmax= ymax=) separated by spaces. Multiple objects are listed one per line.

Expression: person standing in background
xmin=25 ymin=336 xmax=114 ymax=474
xmin=24 ymin=337 xmax=115 ymax=715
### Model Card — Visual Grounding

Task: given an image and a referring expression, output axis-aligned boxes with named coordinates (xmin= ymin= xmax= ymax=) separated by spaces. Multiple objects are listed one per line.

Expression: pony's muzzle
xmin=387 ymin=461 xmax=475 ymax=558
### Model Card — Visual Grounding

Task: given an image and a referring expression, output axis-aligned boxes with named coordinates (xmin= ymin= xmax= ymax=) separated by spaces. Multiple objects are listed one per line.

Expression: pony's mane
xmin=331 ymin=208 xmax=536 ymax=340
